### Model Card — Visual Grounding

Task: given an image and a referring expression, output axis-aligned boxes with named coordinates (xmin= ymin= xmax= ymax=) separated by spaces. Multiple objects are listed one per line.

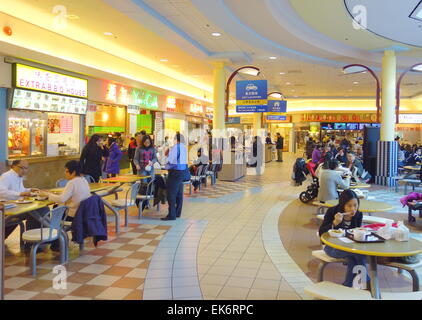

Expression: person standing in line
xmin=80 ymin=134 xmax=109 ymax=182
xmin=265 ymin=133 xmax=272 ymax=144
xmin=105 ymin=137 xmax=122 ymax=178
xmin=162 ymin=132 xmax=187 ymax=221
xmin=128 ymin=137 xmax=138 ymax=175
xmin=275 ymin=133 xmax=284 ymax=162
xmin=135 ymin=130 xmax=146 ymax=147
xmin=134 ymin=135 xmax=158 ymax=179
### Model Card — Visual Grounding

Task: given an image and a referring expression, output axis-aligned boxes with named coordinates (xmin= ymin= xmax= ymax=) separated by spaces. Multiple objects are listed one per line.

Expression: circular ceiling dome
xmin=344 ymin=0 xmax=422 ymax=48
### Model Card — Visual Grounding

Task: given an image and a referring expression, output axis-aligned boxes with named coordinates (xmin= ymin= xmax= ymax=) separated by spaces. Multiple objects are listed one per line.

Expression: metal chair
xmin=206 ymin=163 xmax=217 ymax=186
xmin=110 ymin=182 xmax=141 ymax=227
xmin=136 ymin=180 xmax=156 ymax=219
xmin=55 ymin=179 xmax=68 ymax=188
xmin=191 ymin=164 xmax=207 ymax=190
xmin=83 ymin=175 xmax=96 ymax=183
xmin=22 ymin=206 xmax=68 ymax=276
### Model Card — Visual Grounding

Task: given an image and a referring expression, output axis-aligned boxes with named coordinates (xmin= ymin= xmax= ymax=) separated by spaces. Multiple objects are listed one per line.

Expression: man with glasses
xmin=0 ymin=160 xmax=48 ymax=246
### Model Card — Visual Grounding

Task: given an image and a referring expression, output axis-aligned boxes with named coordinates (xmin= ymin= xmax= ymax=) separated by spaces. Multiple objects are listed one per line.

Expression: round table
xmin=321 ymin=232 xmax=422 ymax=299
xmin=325 ymin=199 xmax=394 ymax=214
xmin=349 ymin=183 xmax=371 ymax=189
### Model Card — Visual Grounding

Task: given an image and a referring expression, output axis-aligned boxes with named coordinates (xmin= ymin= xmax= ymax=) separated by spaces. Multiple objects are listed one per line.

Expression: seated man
xmin=345 ymin=152 xmax=371 ymax=182
xmin=0 ymin=160 xmax=48 ymax=248
xmin=189 ymin=148 xmax=209 ymax=191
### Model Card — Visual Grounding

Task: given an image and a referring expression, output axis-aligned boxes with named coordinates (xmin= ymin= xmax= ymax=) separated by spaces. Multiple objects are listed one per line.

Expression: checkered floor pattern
xmin=3 ymin=223 xmax=170 ymax=300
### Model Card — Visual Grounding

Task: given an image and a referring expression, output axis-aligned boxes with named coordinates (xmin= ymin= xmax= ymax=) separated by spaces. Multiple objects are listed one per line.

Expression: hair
xmin=108 ymin=137 xmax=116 ymax=145
xmin=276 ymin=132 xmax=281 ymax=136
xmin=65 ymin=160 xmax=82 ymax=176
xmin=230 ymin=136 xmax=236 ymax=147
xmin=337 ymin=189 xmax=360 ymax=213
xmin=328 ymin=159 xmax=339 ymax=170
xmin=141 ymin=135 xmax=153 ymax=148
xmin=348 ymin=151 xmax=356 ymax=156
xmin=140 ymin=130 xmax=146 ymax=135
xmin=165 ymin=136 xmax=169 ymax=141
xmin=175 ymin=132 xmax=185 ymax=144
xmin=87 ymin=134 xmax=102 ymax=148
xmin=11 ymin=160 xmax=22 ymax=167
xmin=197 ymin=148 xmax=203 ymax=156
xmin=115 ymin=132 xmax=122 ymax=137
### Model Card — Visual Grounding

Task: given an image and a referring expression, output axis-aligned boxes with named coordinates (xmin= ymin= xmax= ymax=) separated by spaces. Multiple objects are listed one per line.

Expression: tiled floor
xmin=5 ymin=153 xmax=420 ymax=300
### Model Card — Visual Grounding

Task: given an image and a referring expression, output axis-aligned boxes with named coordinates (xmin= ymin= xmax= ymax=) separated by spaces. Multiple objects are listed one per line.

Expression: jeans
xmin=277 ymin=149 xmax=283 ymax=161
xmin=166 ymin=169 xmax=185 ymax=219
xmin=324 ymin=245 xmax=370 ymax=287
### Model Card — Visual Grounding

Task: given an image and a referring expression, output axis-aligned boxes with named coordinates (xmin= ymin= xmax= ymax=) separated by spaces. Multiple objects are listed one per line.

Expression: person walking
xmin=275 ymin=133 xmax=284 ymax=162
xmin=162 ymin=132 xmax=187 ymax=221
xmin=80 ymin=134 xmax=109 ymax=182
xmin=105 ymin=137 xmax=122 ymax=178
xmin=128 ymin=137 xmax=138 ymax=175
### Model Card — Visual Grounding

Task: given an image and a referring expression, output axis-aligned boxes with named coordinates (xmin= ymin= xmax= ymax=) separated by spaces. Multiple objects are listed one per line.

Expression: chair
xmin=22 ymin=206 xmax=68 ymax=276
xmin=200 ymin=164 xmax=210 ymax=187
xmin=110 ymin=182 xmax=141 ymax=227
xmin=191 ymin=165 xmax=208 ymax=190
xmin=83 ymin=175 xmax=95 ymax=183
xmin=136 ymin=180 xmax=156 ymax=219
xmin=206 ymin=163 xmax=217 ymax=186
xmin=55 ymin=179 xmax=68 ymax=188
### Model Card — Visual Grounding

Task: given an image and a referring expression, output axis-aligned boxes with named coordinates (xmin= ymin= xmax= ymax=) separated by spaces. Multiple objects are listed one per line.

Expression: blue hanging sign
xmin=267 ymin=115 xmax=287 ymax=121
xmin=236 ymin=80 xmax=268 ymax=113
xmin=268 ymin=100 xmax=287 ymax=113
xmin=227 ymin=117 xmax=241 ymax=124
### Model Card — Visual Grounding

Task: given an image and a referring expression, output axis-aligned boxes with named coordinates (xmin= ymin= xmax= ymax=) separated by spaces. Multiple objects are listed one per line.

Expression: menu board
xmin=11 ymin=89 xmax=87 ymax=115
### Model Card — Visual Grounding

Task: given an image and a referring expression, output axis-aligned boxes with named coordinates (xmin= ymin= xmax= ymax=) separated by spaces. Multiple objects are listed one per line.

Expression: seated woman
xmin=39 ymin=160 xmax=91 ymax=251
xmin=405 ymin=148 xmax=422 ymax=166
xmin=318 ymin=159 xmax=351 ymax=202
xmin=319 ymin=189 xmax=370 ymax=288
xmin=190 ymin=148 xmax=209 ymax=191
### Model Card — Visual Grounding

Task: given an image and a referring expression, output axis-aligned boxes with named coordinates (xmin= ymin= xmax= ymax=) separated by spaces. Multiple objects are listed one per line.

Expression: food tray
xmin=345 ymin=230 xmax=386 ymax=243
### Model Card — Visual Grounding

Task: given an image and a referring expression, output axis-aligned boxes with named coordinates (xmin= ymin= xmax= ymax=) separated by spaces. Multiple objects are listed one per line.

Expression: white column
xmin=380 ymin=50 xmax=396 ymax=141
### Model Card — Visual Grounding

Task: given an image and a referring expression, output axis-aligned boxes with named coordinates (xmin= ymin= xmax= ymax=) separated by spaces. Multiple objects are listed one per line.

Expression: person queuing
xmin=265 ymin=133 xmax=272 ymax=144
xmin=104 ymin=137 xmax=122 ymax=178
xmin=312 ymin=144 xmax=323 ymax=164
xmin=134 ymin=135 xmax=158 ymax=178
xmin=39 ymin=160 xmax=91 ymax=251
xmin=275 ymin=133 xmax=284 ymax=162
xmin=80 ymin=134 xmax=109 ymax=182
xmin=128 ymin=137 xmax=138 ymax=175
xmin=319 ymin=190 xmax=370 ymax=288
xmin=305 ymin=137 xmax=315 ymax=160
xmin=162 ymin=132 xmax=187 ymax=221
xmin=318 ymin=159 xmax=351 ymax=202
xmin=0 ymin=160 xmax=48 ymax=247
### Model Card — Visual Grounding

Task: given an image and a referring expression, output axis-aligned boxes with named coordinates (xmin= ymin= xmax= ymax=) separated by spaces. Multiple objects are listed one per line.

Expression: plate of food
xmin=35 ymin=196 xmax=48 ymax=201
xmin=328 ymin=229 xmax=345 ymax=238
xmin=15 ymin=198 xmax=34 ymax=204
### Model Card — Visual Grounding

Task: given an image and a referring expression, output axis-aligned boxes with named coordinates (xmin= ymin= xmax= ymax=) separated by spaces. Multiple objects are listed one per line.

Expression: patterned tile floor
xmin=4 ymin=223 xmax=170 ymax=300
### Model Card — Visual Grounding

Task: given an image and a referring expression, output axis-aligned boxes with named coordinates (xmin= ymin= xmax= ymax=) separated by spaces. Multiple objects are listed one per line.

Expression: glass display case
xmin=8 ymin=110 xmax=47 ymax=158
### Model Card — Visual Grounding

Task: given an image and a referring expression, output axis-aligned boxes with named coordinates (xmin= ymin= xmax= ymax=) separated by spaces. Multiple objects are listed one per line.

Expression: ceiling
xmin=1 ymin=0 xmax=422 ymax=101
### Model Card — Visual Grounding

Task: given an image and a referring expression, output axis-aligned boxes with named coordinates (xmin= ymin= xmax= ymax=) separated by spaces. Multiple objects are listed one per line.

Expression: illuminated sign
xmin=127 ymin=104 xmax=141 ymax=114
xmin=399 ymin=114 xmax=422 ymax=124
xmin=14 ymin=63 xmax=88 ymax=98
xmin=166 ymin=96 xmax=176 ymax=110
xmin=190 ymin=103 xmax=204 ymax=114
xmin=131 ymin=88 xmax=158 ymax=109
xmin=11 ymin=88 xmax=87 ymax=115
xmin=105 ymin=84 xmax=117 ymax=103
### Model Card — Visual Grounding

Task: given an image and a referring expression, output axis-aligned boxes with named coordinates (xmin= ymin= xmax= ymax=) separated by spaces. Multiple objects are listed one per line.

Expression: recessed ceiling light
xmin=353 ymin=81 xmax=359 ymax=84
xmin=65 ymin=14 xmax=79 ymax=19
xmin=286 ymin=82 xmax=291 ymax=85
xmin=211 ymin=32 xmax=222 ymax=37
xmin=279 ymin=72 xmax=286 ymax=75
xmin=160 ymin=59 xmax=168 ymax=62
xmin=348 ymin=89 xmax=353 ymax=91
xmin=410 ymin=2 xmax=422 ymax=21
xmin=104 ymin=32 xmax=114 ymax=36
xmin=269 ymin=56 xmax=277 ymax=60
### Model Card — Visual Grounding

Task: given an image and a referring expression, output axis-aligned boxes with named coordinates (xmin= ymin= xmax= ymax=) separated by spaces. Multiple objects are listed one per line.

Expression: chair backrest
xmin=144 ymin=179 xmax=155 ymax=196
xmin=200 ymin=164 xmax=209 ymax=176
xmin=41 ymin=206 xmax=68 ymax=241
xmin=84 ymin=175 xmax=95 ymax=183
xmin=194 ymin=165 xmax=204 ymax=177
xmin=56 ymin=179 xmax=68 ymax=188
xmin=125 ymin=182 xmax=141 ymax=206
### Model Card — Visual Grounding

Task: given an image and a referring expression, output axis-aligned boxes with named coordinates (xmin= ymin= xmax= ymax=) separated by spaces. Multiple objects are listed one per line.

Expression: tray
xmin=345 ymin=230 xmax=386 ymax=243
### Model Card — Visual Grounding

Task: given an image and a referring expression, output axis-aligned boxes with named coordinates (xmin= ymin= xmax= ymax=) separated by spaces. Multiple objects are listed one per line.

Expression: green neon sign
xmin=131 ymin=88 xmax=158 ymax=109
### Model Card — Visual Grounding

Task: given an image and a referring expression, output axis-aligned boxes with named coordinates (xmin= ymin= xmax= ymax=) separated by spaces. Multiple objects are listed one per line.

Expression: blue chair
xmin=22 ymin=206 xmax=68 ymax=276
xmin=110 ymin=182 xmax=141 ymax=227
xmin=55 ymin=179 xmax=68 ymax=188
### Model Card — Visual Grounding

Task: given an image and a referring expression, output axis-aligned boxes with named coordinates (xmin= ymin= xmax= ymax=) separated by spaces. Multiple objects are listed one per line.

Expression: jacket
xmin=292 ymin=158 xmax=307 ymax=186
xmin=153 ymin=174 xmax=167 ymax=206
xmin=80 ymin=145 xmax=109 ymax=181
xmin=71 ymin=195 xmax=107 ymax=246
xmin=400 ymin=192 xmax=422 ymax=207
xmin=128 ymin=141 xmax=137 ymax=160
xmin=347 ymin=159 xmax=364 ymax=177
xmin=276 ymin=137 xmax=283 ymax=149
xmin=319 ymin=205 xmax=363 ymax=237
xmin=318 ymin=170 xmax=350 ymax=202
xmin=105 ymin=142 xmax=122 ymax=174
xmin=133 ymin=146 xmax=158 ymax=172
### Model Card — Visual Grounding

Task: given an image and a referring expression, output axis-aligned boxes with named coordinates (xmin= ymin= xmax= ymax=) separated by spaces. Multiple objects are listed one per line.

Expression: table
xmin=325 ymin=199 xmax=394 ymax=216
xmin=403 ymin=166 xmax=421 ymax=179
xmin=49 ymin=183 xmax=117 ymax=195
xmin=321 ymin=232 xmax=422 ymax=299
xmin=101 ymin=175 xmax=150 ymax=184
xmin=349 ymin=183 xmax=371 ymax=189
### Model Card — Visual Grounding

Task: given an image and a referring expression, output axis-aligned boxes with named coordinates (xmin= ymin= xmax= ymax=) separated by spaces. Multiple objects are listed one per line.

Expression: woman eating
xmin=319 ymin=189 xmax=370 ymax=288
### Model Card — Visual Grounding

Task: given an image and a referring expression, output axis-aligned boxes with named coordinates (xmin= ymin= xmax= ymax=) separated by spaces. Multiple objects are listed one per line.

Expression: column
xmin=253 ymin=113 xmax=261 ymax=136
xmin=0 ymin=88 xmax=7 ymax=168
xmin=376 ymin=50 xmax=398 ymax=186
xmin=212 ymin=62 xmax=226 ymax=134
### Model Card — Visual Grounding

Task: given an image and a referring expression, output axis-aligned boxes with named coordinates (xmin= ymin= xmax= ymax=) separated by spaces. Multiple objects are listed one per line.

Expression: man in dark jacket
xmin=275 ymin=133 xmax=284 ymax=162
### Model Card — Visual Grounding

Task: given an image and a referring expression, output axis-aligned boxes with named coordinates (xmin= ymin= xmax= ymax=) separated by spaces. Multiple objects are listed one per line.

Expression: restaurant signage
xmin=131 ymin=88 xmax=158 ymax=110
xmin=300 ymin=113 xmax=376 ymax=122
xmin=190 ymin=103 xmax=204 ymax=115
xmin=236 ymin=80 xmax=268 ymax=113
xmin=399 ymin=114 xmax=422 ymax=124
xmin=11 ymin=88 xmax=87 ymax=115
xmin=127 ymin=104 xmax=141 ymax=114
xmin=227 ymin=117 xmax=241 ymax=124
xmin=166 ymin=97 xmax=176 ymax=110
xmin=267 ymin=115 xmax=287 ymax=121
xmin=14 ymin=64 xmax=88 ymax=98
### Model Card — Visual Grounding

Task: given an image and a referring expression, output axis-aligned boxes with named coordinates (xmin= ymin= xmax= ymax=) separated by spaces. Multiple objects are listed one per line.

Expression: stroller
xmin=298 ymin=160 xmax=319 ymax=204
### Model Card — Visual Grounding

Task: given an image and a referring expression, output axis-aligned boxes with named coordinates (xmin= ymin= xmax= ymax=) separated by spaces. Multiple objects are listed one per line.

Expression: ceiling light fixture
xmin=104 ymin=32 xmax=114 ymax=36
xmin=237 ymin=67 xmax=260 ymax=76
xmin=160 ymin=59 xmax=168 ymax=62
xmin=286 ymin=82 xmax=291 ymax=85
xmin=279 ymin=72 xmax=286 ymax=75
xmin=269 ymin=56 xmax=277 ymax=60
xmin=211 ymin=32 xmax=222 ymax=37
xmin=353 ymin=81 xmax=359 ymax=84
xmin=410 ymin=1 xmax=422 ymax=21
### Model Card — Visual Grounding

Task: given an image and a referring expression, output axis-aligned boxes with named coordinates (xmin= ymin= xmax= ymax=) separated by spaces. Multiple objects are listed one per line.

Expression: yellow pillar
xmin=253 ymin=113 xmax=262 ymax=136
xmin=380 ymin=50 xmax=396 ymax=141
xmin=212 ymin=62 xmax=226 ymax=135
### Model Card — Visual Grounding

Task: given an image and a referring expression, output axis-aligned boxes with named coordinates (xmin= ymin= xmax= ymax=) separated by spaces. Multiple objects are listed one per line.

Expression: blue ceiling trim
xmin=131 ymin=0 xmax=212 ymax=56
